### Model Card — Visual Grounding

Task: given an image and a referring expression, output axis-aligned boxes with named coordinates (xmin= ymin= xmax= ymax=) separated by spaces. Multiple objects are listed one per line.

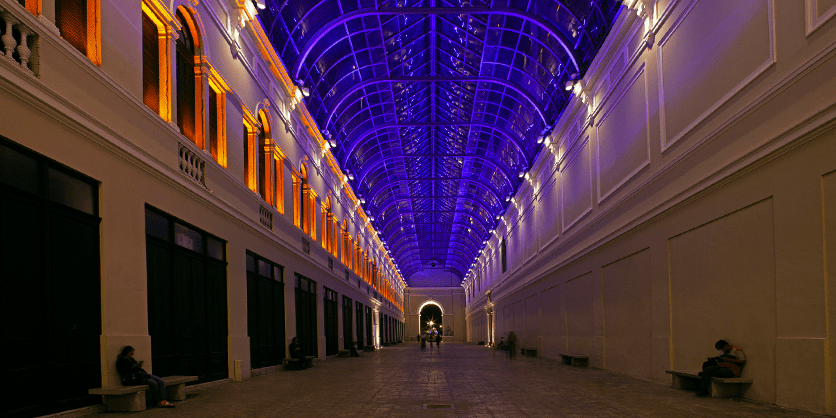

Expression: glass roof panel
xmin=259 ymin=0 xmax=622 ymax=286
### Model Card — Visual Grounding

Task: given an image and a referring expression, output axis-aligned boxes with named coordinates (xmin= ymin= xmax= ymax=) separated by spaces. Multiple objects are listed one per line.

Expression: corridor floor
xmin=94 ymin=343 xmax=826 ymax=418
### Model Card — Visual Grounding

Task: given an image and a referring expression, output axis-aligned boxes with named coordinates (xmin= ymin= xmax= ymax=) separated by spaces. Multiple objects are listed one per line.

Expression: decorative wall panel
xmin=541 ymin=283 xmax=566 ymax=359
xmin=669 ymin=199 xmax=776 ymax=402
xmin=524 ymin=294 xmax=540 ymax=352
xmin=602 ymin=248 xmax=652 ymax=379
xmin=597 ymin=65 xmax=650 ymax=203
xmin=658 ymin=0 xmax=775 ymax=150
xmin=806 ymin=0 xmax=836 ymax=35
xmin=537 ymin=178 xmax=561 ymax=250
xmin=565 ymin=272 xmax=594 ymax=356
xmin=561 ymin=139 xmax=593 ymax=232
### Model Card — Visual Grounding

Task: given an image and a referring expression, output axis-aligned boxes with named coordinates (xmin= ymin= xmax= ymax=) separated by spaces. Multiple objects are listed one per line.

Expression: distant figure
xmin=445 ymin=326 xmax=452 ymax=336
xmin=436 ymin=332 xmax=442 ymax=350
xmin=420 ymin=333 xmax=427 ymax=351
xmin=289 ymin=337 xmax=306 ymax=370
xmin=116 ymin=346 xmax=175 ymax=408
xmin=696 ymin=339 xmax=746 ymax=397
xmin=350 ymin=341 xmax=361 ymax=357
xmin=507 ymin=332 xmax=517 ymax=360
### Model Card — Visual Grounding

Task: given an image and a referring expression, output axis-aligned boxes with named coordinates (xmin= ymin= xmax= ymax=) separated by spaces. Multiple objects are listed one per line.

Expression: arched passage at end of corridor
xmin=418 ymin=300 xmax=444 ymax=335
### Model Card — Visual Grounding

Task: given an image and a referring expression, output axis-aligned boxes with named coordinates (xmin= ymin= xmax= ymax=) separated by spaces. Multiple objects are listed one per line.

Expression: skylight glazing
xmin=259 ymin=0 xmax=621 ymax=285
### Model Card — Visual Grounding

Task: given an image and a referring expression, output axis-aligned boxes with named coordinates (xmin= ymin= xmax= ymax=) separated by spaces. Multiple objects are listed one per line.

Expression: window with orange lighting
xmin=55 ymin=0 xmax=100 ymax=65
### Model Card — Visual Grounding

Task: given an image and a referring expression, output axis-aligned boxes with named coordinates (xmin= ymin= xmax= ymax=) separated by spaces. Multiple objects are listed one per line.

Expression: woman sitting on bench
xmin=116 ymin=346 xmax=175 ymax=408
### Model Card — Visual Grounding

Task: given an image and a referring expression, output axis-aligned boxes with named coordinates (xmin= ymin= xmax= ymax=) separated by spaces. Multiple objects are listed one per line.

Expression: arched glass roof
xmin=258 ymin=0 xmax=621 ymax=285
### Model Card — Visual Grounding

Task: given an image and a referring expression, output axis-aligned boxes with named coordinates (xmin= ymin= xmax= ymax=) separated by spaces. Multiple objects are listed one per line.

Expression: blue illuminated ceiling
xmin=258 ymin=0 xmax=621 ymax=286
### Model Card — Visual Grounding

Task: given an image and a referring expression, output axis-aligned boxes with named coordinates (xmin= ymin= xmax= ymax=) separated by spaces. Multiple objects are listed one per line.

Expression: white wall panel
xmin=537 ymin=177 xmax=560 ymax=249
xmin=597 ymin=65 xmax=650 ymax=203
xmin=658 ymin=0 xmax=775 ymax=150
xmin=806 ymin=0 xmax=836 ymax=35
xmin=561 ymin=138 xmax=592 ymax=232
xmin=566 ymin=272 xmax=594 ymax=355
xmin=541 ymin=283 xmax=566 ymax=359
xmin=669 ymin=199 xmax=776 ymax=402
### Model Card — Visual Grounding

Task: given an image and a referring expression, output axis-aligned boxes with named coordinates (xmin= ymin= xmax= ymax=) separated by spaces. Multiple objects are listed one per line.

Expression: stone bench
xmin=521 ymin=348 xmax=537 ymax=357
xmin=283 ymin=356 xmax=315 ymax=369
xmin=364 ymin=345 xmax=376 ymax=351
xmin=338 ymin=350 xmax=350 ymax=357
xmin=559 ymin=354 xmax=589 ymax=367
xmin=88 ymin=375 xmax=197 ymax=412
xmin=666 ymin=370 xmax=753 ymax=398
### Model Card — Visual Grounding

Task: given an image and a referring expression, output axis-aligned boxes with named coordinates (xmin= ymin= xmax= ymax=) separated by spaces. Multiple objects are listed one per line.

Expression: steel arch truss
xmin=258 ymin=0 xmax=621 ymax=286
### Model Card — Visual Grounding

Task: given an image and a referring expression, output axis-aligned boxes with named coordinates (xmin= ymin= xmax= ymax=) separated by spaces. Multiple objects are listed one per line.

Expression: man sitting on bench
xmin=697 ymin=339 xmax=746 ymax=397
xmin=289 ymin=337 xmax=306 ymax=370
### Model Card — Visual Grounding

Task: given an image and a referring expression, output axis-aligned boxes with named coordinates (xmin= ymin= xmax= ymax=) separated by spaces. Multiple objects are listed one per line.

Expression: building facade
xmin=463 ymin=1 xmax=836 ymax=416
xmin=0 ymin=1 xmax=405 ymax=416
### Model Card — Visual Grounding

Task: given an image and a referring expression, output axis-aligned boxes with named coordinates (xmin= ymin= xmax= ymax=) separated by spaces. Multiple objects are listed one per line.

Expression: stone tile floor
xmin=94 ymin=343 xmax=827 ymax=417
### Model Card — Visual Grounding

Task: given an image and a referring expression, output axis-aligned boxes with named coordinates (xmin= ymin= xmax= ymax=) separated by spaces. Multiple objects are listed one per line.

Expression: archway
xmin=419 ymin=302 xmax=443 ymax=335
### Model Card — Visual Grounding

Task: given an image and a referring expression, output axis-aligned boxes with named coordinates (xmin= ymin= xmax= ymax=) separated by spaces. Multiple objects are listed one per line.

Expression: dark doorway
xmin=146 ymin=207 xmax=228 ymax=384
xmin=324 ymin=287 xmax=338 ymax=356
xmin=355 ymin=302 xmax=364 ymax=348
xmin=294 ymin=274 xmax=318 ymax=357
xmin=365 ymin=306 xmax=373 ymax=347
xmin=420 ymin=304 xmax=442 ymax=334
xmin=246 ymin=252 xmax=285 ymax=369
xmin=1 ymin=138 xmax=101 ymax=417
xmin=342 ymin=296 xmax=353 ymax=350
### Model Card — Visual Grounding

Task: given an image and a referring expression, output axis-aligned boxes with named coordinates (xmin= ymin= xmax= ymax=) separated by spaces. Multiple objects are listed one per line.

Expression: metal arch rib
xmin=324 ymin=76 xmax=549 ymax=129
xmin=372 ymin=196 xmax=497 ymax=226
xmin=382 ymin=220 xmax=487 ymax=238
xmin=376 ymin=210 xmax=492 ymax=234
xmin=390 ymin=248 xmax=474 ymax=274
xmin=339 ymin=121 xmax=530 ymax=168
xmin=387 ymin=233 xmax=481 ymax=259
xmin=355 ymin=154 xmax=515 ymax=187
xmin=386 ymin=231 xmax=484 ymax=253
xmin=359 ymin=178 xmax=506 ymax=208
xmin=290 ymin=6 xmax=580 ymax=81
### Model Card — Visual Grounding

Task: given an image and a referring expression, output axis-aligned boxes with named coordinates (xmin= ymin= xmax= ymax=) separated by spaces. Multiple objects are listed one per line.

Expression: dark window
xmin=208 ymin=89 xmax=218 ymax=160
xmin=501 ymin=238 xmax=507 ymax=273
xmin=175 ymin=11 xmax=196 ymax=142
xmin=1 ymin=136 xmax=101 ymax=416
xmin=145 ymin=206 xmax=228 ymax=384
xmin=55 ymin=0 xmax=88 ymax=56
xmin=142 ymin=12 xmax=160 ymax=113
xmin=246 ymin=252 xmax=285 ymax=368
xmin=295 ymin=274 xmax=318 ymax=357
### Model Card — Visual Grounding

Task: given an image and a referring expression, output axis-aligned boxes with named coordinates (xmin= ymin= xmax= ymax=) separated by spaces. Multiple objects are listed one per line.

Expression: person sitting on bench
xmin=350 ymin=341 xmax=361 ymax=357
xmin=697 ymin=339 xmax=746 ymax=397
xmin=116 ymin=346 xmax=175 ymax=408
xmin=289 ymin=337 xmax=306 ymax=369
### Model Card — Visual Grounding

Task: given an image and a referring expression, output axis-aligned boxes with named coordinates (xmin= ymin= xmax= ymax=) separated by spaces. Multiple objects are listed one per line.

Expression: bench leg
xmin=571 ymin=358 xmax=588 ymax=368
xmin=561 ymin=357 xmax=571 ymax=365
xmin=104 ymin=391 xmax=146 ymax=412
xmin=671 ymin=375 xmax=700 ymax=390
xmin=710 ymin=382 xmax=743 ymax=398
xmin=168 ymin=382 xmax=188 ymax=401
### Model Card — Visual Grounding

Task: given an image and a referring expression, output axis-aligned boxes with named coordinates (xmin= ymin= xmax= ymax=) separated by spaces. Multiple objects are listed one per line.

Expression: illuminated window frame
xmin=243 ymin=111 xmax=258 ymax=192
xmin=174 ymin=6 xmax=204 ymax=148
xmin=141 ymin=0 xmax=176 ymax=122
xmin=205 ymin=64 xmax=230 ymax=167
xmin=257 ymin=109 xmax=272 ymax=204
xmin=55 ymin=0 xmax=101 ymax=65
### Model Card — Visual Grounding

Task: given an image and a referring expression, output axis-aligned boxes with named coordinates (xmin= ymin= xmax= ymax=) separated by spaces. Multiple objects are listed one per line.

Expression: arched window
xmin=322 ymin=197 xmax=332 ymax=251
xmin=341 ymin=219 xmax=349 ymax=266
xmin=257 ymin=110 xmax=272 ymax=204
xmin=55 ymin=0 xmax=100 ymax=64
xmin=141 ymin=2 xmax=173 ymax=121
xmin=299 ymin=164 xmax=309 ymax=234
xmin=18 ymin=0 xmax=40 ymax=16
xmin=175 ymin=8 xmax=203 ymax=147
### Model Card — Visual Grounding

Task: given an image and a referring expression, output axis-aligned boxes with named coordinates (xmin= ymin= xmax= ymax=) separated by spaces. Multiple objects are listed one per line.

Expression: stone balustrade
xmin=178 ymin=143 xmax=206 ymax=186
xmin=0 ymin=3 xmax=38 ymax=76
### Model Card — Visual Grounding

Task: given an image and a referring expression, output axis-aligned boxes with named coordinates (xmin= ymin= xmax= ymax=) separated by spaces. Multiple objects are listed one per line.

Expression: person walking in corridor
xmin=507 ymin=332 xmax=517 ymax=360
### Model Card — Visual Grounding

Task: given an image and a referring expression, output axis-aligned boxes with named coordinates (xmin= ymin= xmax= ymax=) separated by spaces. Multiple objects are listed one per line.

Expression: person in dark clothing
xmin=696 ymin=339 xmax=746 ymax=397
xmin=420 ymin=333 xmax=427 ymax=350
xmin=350 ymin=341 xmax=361 ymax=357
xmin=507 ymin=332 xmax=517 ymax=360
xmin=436 ymin=333 xmax=442 ymax=349
xmin=116 ymin=346 xmax=174 ymax=408
xmin=289 ymin=337 xmax=306 ymax=369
